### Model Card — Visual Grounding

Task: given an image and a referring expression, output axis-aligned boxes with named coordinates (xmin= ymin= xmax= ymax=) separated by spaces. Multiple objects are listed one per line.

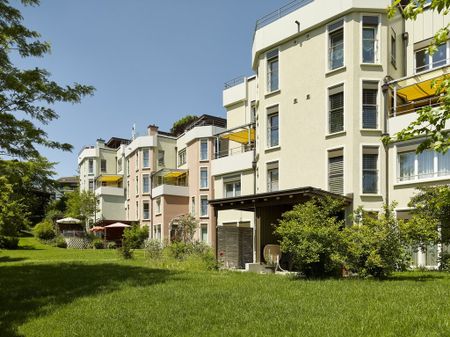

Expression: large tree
xmin=0 ymin=0 xmax=95 ymax=160
xmin=387 ymin=0 xmax=450 ymax=154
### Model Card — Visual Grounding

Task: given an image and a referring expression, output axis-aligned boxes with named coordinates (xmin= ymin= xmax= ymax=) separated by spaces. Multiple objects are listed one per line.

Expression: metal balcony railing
xmin=255 ymin=0 xmax=314 ymax=31
xmin=214 ymin=144 xmax=254 ymax=159
xmin=224 ymin=76 xmax=245 ymax=89
xmin=390 ymin=97 xmax=441 ymax=117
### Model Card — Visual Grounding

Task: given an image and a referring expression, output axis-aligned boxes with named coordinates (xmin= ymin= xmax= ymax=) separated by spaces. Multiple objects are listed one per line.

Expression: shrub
xmin=123 ymin=225 xmax=149 ymax=249
xmin=33 ymin=220 xmax=56 ymax=241
xmin=92 ymin=238 xmax=104 ymax=249
xmin=439 ymin=252 xmax=450 ymax=272
xmin=275 ymin=197 xmax=345 ymax=278
xmin=0 ymin=235 xmax=19 ymax=249
xmin=54 ymin=236 xmax=67 ymax=248
xmin=144 ymin=239 xmax=163 ymax=259
xmin=163 ymin=241 xmax=218 ymax=270
xmin=106 ymin=241 xmax=116 ymax=249
xmin=118 ymin=243 xmax=133 ymax=259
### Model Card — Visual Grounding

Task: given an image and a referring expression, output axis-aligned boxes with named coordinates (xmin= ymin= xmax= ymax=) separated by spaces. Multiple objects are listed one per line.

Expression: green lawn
xmin=1 ymin=238 xmax=450 ymax=337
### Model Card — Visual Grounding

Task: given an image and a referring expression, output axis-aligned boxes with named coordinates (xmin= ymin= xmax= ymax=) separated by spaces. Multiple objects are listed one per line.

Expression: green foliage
xmin=143 ymin=239 xmax=163 ymax=259
xmin=33 ymin=220 xmax=56 ymax=241
xmin=171 ymin=214 xmax=199 ymax=243
xmin=118 ymin=243 xmax=134 ymax=259
xmin=65 ymin=190 xmax=97 ymax=225
xmin=439 ymin=251 xmax=450 ymax=271
xmin=341 ymin=204 xmax=410 ymax=278
xmin=0 ymin=235 xmax=19 ymax=249
xmin=170 ymin=115 xmax=198 ymax=136
xmin=0 ymin=176 xmax=30 ymax=237
xmin=92 ymin=239 xmax=104 ymax=249
xmin=0 ymin=0 xmax=94 ymax=160
xmin=275 ymin=197 xmax=345 ymax=277
xmin=123 ymin=225 xmax=149 ymax=249
xmin=162 ymin=241 xmax=217 ymax=270
xmin=53 ymin=236 xmax=67 ymax=249
xmin=386 ymin=0 xmax=450 ymax=153
xmin=106 ymin=241 xmax=117 ymax=249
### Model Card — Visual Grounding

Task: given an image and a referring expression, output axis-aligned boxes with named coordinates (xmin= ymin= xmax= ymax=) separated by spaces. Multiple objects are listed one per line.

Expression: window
xmin=200 ymin=139 xmax=208 ymax=161
xmin=100 ymin=159 xmax=106 ymax=173
xmin=127 ymin=159 xmax=130 ymax=175
xmin=154 ymin=224 xmax=161 ymax=241
xmin=191 ymin=196 xmax=195 ymax=215
xmin=88 ymin=159 xmax=94 ymax=174
xmin=415 ymin=42 xmax=448 ymax=73
xmin=251 ymin=101 xmax=257 ymax=123
xmin=118 ymin=158 xmax=122 ymax=172
xmin=267 ymin=49 xmax=279 ymax=92
xmin=143 ymin=201 xmax=150 ymax=220
xmin=201 ymin=224 xmax=208 ymax=243
xmin=126 ymin=181 xmax=129 ymax=198
xmin=200 ymin=196 xmax=208 ymax=217
xmin=135 ymin=151 xmax=139 ymax=169
xmin=158 ymin=150 xmax=165 ymax=166
xmin=267 ymin=162 xmax=279 ymax=192
xmin=88 ymin=179 xmax=94 ymax=192
xmin=328 ymin=149 xmax=344 ymax=195
xmin=267 ymin=106 xmax=279 ymax=148
xmin=142 ymin=174 xmax=150 ymax=194
xmin=328 ymin=85 xmax=344 ymax=134
xmin=391 ymin=30 xmax=397 ymax=66
xmin=224 ymin=177 xmax=241 ymax=198
xmin=362 ymin=147 xmax=378 ymax=194
xmin=200 ymin=167 xmax=208 ymax=189
xmin=362 ymin=82 xmax=378 ymax=129
xmin=136 ymin=201 xmax=139 ymax=219
xmin=362 ymin=16 xmax=379 ymax=63
xmin=398 ymin=149 xmax=450 ymax=181
xmin=156 ymin=197 xmax=161 ymax=214
xmin=143 ymin=149 xmax=150 ymax=168
xmin=328 ymin=20 xmax=344 ymax=70
xmin=178 ymin=148 xmax=186 ymax=166
xmin=135 ymin=176 xmax=139 ymax=194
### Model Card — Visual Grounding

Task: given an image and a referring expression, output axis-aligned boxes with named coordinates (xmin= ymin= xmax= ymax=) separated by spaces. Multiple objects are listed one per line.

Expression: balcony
xmin=151 ymin=169 xmax=189 ymax=197
xmin=95 ymin=186 xmax=124 ymax=197
xmin=223 ymin=76 xmax=247 ymax=107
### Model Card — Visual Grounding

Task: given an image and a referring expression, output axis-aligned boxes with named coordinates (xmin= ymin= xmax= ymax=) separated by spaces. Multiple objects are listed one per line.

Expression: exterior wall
xmin=96 ymin=195 xmax=126 ymax=221
xmin=152 ymin=195 xmax=189 ymax=242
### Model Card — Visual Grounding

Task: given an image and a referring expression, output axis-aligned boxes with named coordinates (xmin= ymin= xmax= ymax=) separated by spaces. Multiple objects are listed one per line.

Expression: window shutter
xmin=328 ymin=156 xmax=343 ymax=195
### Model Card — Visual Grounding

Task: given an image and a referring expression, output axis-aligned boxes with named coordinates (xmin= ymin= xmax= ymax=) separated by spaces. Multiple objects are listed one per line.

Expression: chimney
xmin=96 ymin=138 xmax=105 ymax=148
xmin=147 ymin=124 xmax=159 ymax=136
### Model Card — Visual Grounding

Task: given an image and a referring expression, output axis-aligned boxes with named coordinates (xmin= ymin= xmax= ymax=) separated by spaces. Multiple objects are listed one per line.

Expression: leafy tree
xmin=65 ymin=190 xmax=97 ymax=225
xmin=386 ymin=0 xmax=450 ymax=153
xmin=170 ymin=115 xmax=198 ymax=136
xmin=123 ymin=224 xmax=149 ymax=249
xmin=0 ymin=176 xmax=29 ymax=237
xmin=171 ymin=214 xmax=199 ymax=243
xmin=0 ymin=0 xmax=95 ymax=160
xmin=275 ymin=197 xmax=345 ymax=277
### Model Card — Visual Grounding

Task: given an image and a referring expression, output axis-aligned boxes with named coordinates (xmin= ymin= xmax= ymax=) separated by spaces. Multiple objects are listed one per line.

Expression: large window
xmin=191 ymin=196 xmax=195 ymax=215
xmin=200 ymin=196 xmax=208 ymax=217
xmin=200 ymin=139 xmax=208 ymax=161
xmin=224 ymin=177 xmax=241 ymax=198
xmin=158 ymin=150 xmax=165 ymax=167
xmin=135 ymin=176 xmax=139 ymax=194
xmin=398 ymin=149 xmax=450 ymax=181
xmin=362 ymin=16 xmax=379 ymax=63
xmin=267 ymin=49 xmax=279 ymax=92
xmin=329 ymin=85 xmax=344 ymax=134
xmin=178 ymin=148 xmax=186 ymax=166
xmin=267 ymin=161 xmax=279 ymax=192
xmin=200 ymin=167 xmax=208 ymax=189
xmin=143 ymin=149 xmax=150 ymax=168
xmin=328 ymin=149 xmax=344 ymax=195
xmin=267 ymin=106 xmax=279 ymax=148
xmin=88 ymin=179 xmax=94 ymax=192
xmin=88 ymin=159 xmax=94 ymax=174
xmin=415 ymin=42 xmax=448 ymax=73
xmin=143 ymin=201 xmax=150 ymax=220
xmin=328 ymin=20 xmax=344 ymax=70
xmin=156 ymin=197 xmax=161 ymax=214
xmin=154 ymin=224 xmax=161 ymax=241
xmin=362 ymin=147 xmax=378 ymax=194
xmin=362 ymin=82 xmax=378 ymax=129
xmin=201 ymin=224 xmax=208 ymax=243
xmin=101 ymin=159 xmax=107 ymax=173
xmin=142 ymin=174 xmax=150 ymax=194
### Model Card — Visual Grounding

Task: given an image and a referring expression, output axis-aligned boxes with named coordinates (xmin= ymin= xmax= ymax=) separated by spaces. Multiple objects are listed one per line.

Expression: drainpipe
xmin=252 ymin=130 xmax=257 ymax=263
xmin=402 ymin=32 xmax=408 ymax=77
xmin=382 ymin=79 xmax=390 ymax=208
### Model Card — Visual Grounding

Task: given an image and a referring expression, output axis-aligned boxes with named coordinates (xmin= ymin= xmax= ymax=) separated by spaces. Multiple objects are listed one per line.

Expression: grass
xmin=1 ymin=238 xmax=450 ymax=337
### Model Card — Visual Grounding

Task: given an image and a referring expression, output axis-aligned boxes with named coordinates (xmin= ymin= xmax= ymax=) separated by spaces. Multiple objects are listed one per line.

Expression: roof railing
xmin=255 ymin=0 xmax=314 ymax=31
xmin=224 ymin=76 xmax=246 ymax=89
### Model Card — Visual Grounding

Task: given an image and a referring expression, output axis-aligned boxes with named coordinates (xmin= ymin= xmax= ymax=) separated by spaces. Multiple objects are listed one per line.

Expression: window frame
xmin=155 ymin=197 xmax=162 ymax=215
xmin=88 ymin=159 xmax=94 ymax=175
xmin=327 ymin=83 xmax=345 ymax=135
xmin=200 ymin=223 xmax=208 ymax=243
xmin=178 ymin=148 xmax=187 ymax=167
xmin=361 ymin=15 xmax=380 ymax=65
xmin=361 ymin=80 xmax=380 ymax=130
xmin=142 ymin=149 xmax=150 ymax=168
xmin=414 ymin=41 xmax=449 ymax=74
xmin=267 ymin=161 xmax=279 ymax=192
xmin=266 ymin=48 xmax=279 ymax=93
xmin=199 ymin=195 xmax=208 ymax=218
xmin=327 ymin=19 xmax=344 ymax=71
xmin=361 ymin=146 xmax=380 ymax=195
xmin=143 ymin=201 xmax=150 ymax=220
xmin=142 ymin=174 xmax=150 ymax=194
xmin=158 ymin=150 xmax=165 ymax=167
xmin=327 ymin=147 xmax=344 ymax=195
xmin=199 ymin=166 xmax=209 ymax=189
xmin=200 ymin=139 xmax=208 ymax=161
xmin=100 ymin=159 xmax=107 ymax=173
xmin=223 ymin=175 xmax=241 ymax=198
xmin=391 ymin=29 xmax=397 ymax=67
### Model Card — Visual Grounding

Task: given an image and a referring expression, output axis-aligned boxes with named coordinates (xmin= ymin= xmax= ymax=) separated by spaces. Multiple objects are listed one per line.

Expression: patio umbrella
xmin=56 ymin=217 xmax=82 ymax=224
xmin=104 ymin=222 xmax=131 ymax=228
xmin=89 ymin=226 xmax=105 ymax=232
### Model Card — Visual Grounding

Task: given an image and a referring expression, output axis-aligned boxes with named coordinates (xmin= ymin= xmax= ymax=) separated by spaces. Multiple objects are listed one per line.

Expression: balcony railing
xmin=152 ymin=169 xmax=188 ymax=189
xmin=224 ymin=76 xmax=245 ymax=89
xmin=214 ymin=144 xmax=254 ymax=159
xmin=390 ymin=96 xmax=441 ymax=117
xmin=255 ymin=0 xmax=314 ymax=31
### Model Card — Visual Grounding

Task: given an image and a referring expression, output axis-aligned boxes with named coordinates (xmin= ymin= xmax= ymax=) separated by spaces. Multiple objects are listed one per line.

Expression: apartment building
xmin=210 ymin=0 xmax=450 ymax=268
xmin=152 ymin=115 xmax=226 ymax=243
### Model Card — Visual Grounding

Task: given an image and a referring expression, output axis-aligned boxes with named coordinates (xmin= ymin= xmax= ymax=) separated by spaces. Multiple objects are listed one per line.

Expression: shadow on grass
xmin=0 ymin=256 xmax=27 ymax=263
xmin=387 ymin=272 xmax=446 ymax=282
xmin=0 ymin=263 xmax=179 ymax=337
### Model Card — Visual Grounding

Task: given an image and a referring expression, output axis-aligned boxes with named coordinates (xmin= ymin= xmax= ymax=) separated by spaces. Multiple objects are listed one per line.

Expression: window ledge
xmin=142 ymin=167 xmax=151 ymax=170
xmin=265 ymin=145 xmax=281 ymax=153
xmin=199 ymin=188 xmax=209 ymax=191
xmin=360 ymin=63 xmax=383 ymax=67
xmin=394 ymin=175 xmax=450 ymax=187
xmin=199 ymin=216 xmax=209 ymax=219
xmin=264 ymin=89 xmax=281 ymax=98
xmin=155 ymin=212 xmax=162 ymax=216
xmin=360 ymin=193 xmax=383 ymax=198
xmin=360 ymin=129 xmax=383 ymax=134
xmin=199 ymin=160 xmax=209 ymax=163
xmin=325 ymin=66 xmax=346 ymax=76
xmin=325 ymin=131 xmax=346 ymax=139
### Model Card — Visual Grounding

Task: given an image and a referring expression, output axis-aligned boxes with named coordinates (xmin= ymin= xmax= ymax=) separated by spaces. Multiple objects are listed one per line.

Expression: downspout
xmin=402 ymin=32 xmax=408 ymax=77
xmin=382 ymin=79 xmax=390 ymax=207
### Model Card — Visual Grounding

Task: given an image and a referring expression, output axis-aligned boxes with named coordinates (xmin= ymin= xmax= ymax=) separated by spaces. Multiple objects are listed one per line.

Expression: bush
xmin=54 ymin=236 xmax=67 ymax=248
xmin=92 ymin=238 xmax=104 ymax=249
xmin=118 ymin=243 xmax=133 ymax=259
xmin=33 ymin=220 xmax=56 ymax=241
xmin=163 ymin=241 xmax=218 ymax=270
xmin=439 ymin=252 xmax=450 ymax=272
xmin=0 ymin=235 xmax=19 ymax=249
xmin=106 ymin=241 xmax=116 ymax=249
xmin=123 ymin=225 xmax=149 ymax=249
xmin=275 ymin=197 xmax=345 ymax=278
xmin=144 ymin=239 xmax=163 ymax=259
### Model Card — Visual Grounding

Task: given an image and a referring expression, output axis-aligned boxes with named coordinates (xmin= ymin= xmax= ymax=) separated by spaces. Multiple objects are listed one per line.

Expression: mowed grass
xmin=1 ymin=238 xmax=450 ymax=337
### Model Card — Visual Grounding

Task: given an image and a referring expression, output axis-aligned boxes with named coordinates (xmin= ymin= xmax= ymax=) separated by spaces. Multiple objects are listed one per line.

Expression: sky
xmin=13 ymin=0 xmax=288 ymax=178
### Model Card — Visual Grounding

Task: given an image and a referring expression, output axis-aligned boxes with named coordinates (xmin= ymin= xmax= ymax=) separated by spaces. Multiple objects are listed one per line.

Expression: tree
xmin=275 ymin=197 xmax=345 ymax=277
xmin=0 ymin=176 xmax=29 ymax=237
xmin=170 ymin=214 xmax=198 ymax=243
xmin=65 ymin=190 xmax=97 ymax=226
xmin=386 ymin=0 xmax=450 ymax=154
xmin=0 ymin=0 xmax=95 ymax=160
xmin=170 ymin=115 xmax=198 ymax=136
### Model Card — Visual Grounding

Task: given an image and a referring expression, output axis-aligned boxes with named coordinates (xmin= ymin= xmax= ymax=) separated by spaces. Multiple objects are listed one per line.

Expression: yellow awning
xmin=97 ymin=175 xmax=122 ymax=183
xmin=397 ymin=76 xmax=443 ymax=102
xmin=164 ymin=171 xmax=186 ymax=178
xmin=221 ymin=129 xmax=255 ymax=144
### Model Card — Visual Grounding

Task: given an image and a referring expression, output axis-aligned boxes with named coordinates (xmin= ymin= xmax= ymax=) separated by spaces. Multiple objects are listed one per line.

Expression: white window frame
xmin=223 ymin=175 xmax=241 ymax=198
xmin=391 ymin=29 xmax=397 ymax=67
xmin=142 ymin=148 xmax=150 ymax=168
xmin=191 ymin=196 xmax=195 ymax=215
xmin=327 ymin=19 xmax=345 ymax=71
xmin=178 ymin=148 xmax=187 ymax=167
xmin=199 ymin=166 xmax=209 ymax=189
xmin=135 ymin=176 xmax=139 ymax=195
xmin=199 ymin=195 xmax=208 ymax=218
xmin=327 ymin=82 xmax=345 ymax=135
xmin=266 ymin=48 xmax=279 ymax=93
xmin=143 ymin=201 xmax=150 ymax=220
xmin=200 ymin=139 xmax=208 ymax=161
xmin=267 ymin=108 xmax=279 ymax=149
xmin=155 ymin=197 xmax=162 ymax=215
xmin=360 ymin=79 xmax=381 ymax=130
xmin=142 ymin=174 xmax=150 ymax=194
xmin=360 ymin=145 xmax=380 ymax=195
xmin=327 ymin=147 xmax=344 ymax=195
xmin=360 ymin=14 xmax=380 ymax=65
xmin=158 ymin=150 xmax=165 ymax=167
xmin=200 ymin=223 xmax=208 ymax=243
xmin=414 ymin=41 xmax=449 ymax=74
xmin=88 ymin=159 xmax=94 ymax=175
xmin=267 ymin=161 xmax=279 ymax=192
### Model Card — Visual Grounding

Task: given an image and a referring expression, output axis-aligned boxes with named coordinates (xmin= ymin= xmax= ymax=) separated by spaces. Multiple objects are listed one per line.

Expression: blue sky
xmin=14 ymin=0 xmax=287 ymax=178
